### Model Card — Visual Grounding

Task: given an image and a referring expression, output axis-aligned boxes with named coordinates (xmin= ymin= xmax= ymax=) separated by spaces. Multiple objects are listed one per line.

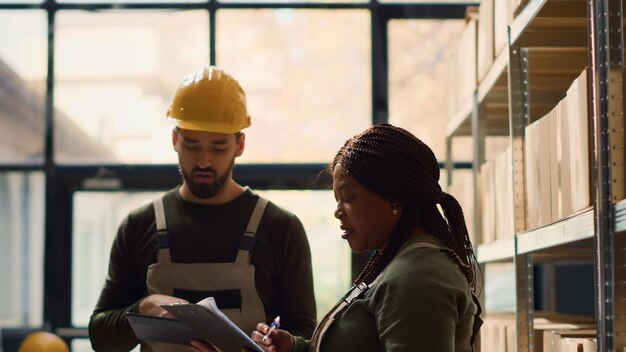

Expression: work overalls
xmin=141 ymin=195 xmax=268 ymax=352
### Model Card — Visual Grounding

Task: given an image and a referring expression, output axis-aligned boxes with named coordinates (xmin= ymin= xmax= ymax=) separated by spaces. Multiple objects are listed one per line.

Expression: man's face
xmin=173 ymin=128 xmax=244 ymax=199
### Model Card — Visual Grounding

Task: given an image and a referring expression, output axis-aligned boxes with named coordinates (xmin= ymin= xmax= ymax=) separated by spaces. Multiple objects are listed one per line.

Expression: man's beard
xmin=179 ymin=158 xmax=235 ymax=199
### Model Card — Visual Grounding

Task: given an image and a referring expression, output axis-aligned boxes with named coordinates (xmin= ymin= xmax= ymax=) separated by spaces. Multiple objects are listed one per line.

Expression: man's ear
xmin=172 ymin=128 xmax=179 ymax=152
xmin=235 ymin=133 xmax=246 ymax=157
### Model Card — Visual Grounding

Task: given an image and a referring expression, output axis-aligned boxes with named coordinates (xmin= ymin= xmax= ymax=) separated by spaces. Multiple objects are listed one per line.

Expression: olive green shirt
xmin=293 ymin=235 xmax=477 ymax=352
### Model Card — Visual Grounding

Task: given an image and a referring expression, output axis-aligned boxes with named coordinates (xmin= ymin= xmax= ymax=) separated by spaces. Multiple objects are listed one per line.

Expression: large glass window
xmin=220 ymin=0 xmax=365 ymax=4
xmin=380 ymin=0 xmax=477 ymax=3
xmin=217 ymin=9 xmax=371 ymax=163
xmin=0 ymin=0 xmax=43 ymax=5
xmin=60 ymin=0 xmax=204 ymax=4
xmin=0 ymin=11 xmax=47 ymax=164
xmin=54 ymin=10 xmax=209 ymax=164
xmin=258 ymin=190 xmax=351 ymax=320
xmin=0 ymin=172 xmax=45 ymax=327
xmin=1 ymin=1 xmax=472 ymax=347
xmin=72 ymin=189 xmax=349 ymax=325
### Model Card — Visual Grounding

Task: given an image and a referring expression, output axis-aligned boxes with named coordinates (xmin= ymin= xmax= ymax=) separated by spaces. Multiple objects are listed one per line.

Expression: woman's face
xmin=332 ymin=163 xmax=401 ymax=252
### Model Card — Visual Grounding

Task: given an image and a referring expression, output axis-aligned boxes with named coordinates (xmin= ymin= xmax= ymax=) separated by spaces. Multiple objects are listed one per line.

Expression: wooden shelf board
xmin=517 ymin=208 xmax=594 ymax=254
xmin=446 ymin=95 xmax=474 ymax=138
xmin=477 ymin=237 xmax=515 ymax=263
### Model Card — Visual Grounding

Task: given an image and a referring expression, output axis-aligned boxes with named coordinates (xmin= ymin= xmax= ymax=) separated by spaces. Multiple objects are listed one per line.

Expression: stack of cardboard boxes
xmin=448 ymin=0 xmax=525 ymax=111
xmin=475 ymin=0 xmax=526 ymax=83
xmin=480 ymin=146 xmax=514 ymax=244
xmin=481 ymin=312 xmax=596 ymax=352
xmin=479 ymin=68 xmax=591 ymax=243
xmin=448 ymin=10 xmax=478 ymax=117
xmin=453 ymin=0 xmax=615 ymax=350
xmin=452 ymin=0 xmax=563 ymax=245
xmin=447 ymin=171 xmax=476 ymax=244
xmin=543 ymin=329 xmax=596 ymax=352
xmin=524 ymin=69 xmax=591 ymax=230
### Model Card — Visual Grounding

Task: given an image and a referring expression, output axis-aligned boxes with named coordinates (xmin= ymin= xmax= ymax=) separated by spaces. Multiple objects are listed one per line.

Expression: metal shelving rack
xmin=588 ymin=0 xmax=626 ymax=349
xmin=445 ymin=0 xmax=626 ymax=350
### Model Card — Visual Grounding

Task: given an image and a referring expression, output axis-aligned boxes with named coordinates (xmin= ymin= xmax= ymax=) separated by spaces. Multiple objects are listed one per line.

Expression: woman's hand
xmin=249 ymin=322 xmax=293 ymax=352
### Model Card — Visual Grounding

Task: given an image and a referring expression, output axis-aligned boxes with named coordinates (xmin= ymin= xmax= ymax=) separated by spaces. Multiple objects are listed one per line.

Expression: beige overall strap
xmin=235 ymin=197 xmax=268 ymax=265
xmin=153 ymin=198 xmax=172 ymax=263
xmin=312 ymin=275 xmax=384 ymax=352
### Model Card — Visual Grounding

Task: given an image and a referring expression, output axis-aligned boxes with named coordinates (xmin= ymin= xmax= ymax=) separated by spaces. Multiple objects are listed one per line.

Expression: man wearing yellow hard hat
xmin=88 ymin=67 xmax=317 ymax=351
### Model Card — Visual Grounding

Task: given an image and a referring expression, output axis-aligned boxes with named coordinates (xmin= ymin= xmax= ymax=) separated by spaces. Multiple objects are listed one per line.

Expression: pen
xmin=262 ymin=316 xmax=281 ymax=342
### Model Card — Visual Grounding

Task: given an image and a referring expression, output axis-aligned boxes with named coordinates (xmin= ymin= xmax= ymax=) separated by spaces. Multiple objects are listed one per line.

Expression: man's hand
xmin=138 ymin=294 xmax=188 ymax=318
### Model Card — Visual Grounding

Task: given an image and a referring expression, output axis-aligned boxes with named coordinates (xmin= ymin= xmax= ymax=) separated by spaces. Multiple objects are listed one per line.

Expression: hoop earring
xmin=392 ymin=203 xmax=399 ymax=216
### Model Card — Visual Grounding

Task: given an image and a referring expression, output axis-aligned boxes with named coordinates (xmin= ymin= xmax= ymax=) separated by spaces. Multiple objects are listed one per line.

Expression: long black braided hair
xmin=329 ymin=123 xmax=478 ymax=292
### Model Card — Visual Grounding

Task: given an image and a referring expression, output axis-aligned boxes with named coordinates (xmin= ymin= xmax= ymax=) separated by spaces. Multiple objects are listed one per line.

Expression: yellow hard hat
xmin=18 ymin=332 xmax=69 ymax=352
xmin=166 ymin=66 xmax=251 ymax=133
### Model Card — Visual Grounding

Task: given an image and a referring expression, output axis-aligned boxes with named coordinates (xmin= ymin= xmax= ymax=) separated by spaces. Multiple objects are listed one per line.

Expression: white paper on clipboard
xmin=162 ymin=297 xmax=263 ymax=352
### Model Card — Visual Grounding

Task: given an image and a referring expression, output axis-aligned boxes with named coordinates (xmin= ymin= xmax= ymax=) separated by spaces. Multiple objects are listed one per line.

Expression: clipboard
xmin=126 ymin=312 xmax=199 ymax=345
xmin=162 ymin=297 xmax=263 ymax=352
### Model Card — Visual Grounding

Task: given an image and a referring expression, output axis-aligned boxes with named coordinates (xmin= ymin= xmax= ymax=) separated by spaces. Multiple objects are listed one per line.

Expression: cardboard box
xmin=534 ymin=312 xmax=595 ymax=351
xmin=537 ymin=115 xmax=553 ymax=226
xmin=456 ymin=18 xmax=478 ymax=107
xmin=481 ymin=314 xmax=516 ymax=352
xmin=535 ymin=325 xmax=595 ymax=351
xmin=548 ymin=105 xmax=560 ymax=222
xmin=505 ymin=323 xmax=517 ymax=352
xmin=477 ymin=0 xmax=495 ymax=81
xmin=482 ymin=312 xmax=595 ymax=352
xmin=510 ymin=0 xmax=528 ymax=17
xmin=447 ymin=50 xmax=459 ymax=116
xmin=525 ymin=68 xmax=589 ymax=226
xmin=565 ymin=69 xmax=590 ymax=213
xmin=560 ymin=337 xmax=596 ymax=352
xmin=525 ymin=120 xmax=539 ymax=229
xmin=494 ymin=0 xmax=513 ymax=56
xmin=543 ymin=329 xmax=596 ymax=352
xmin=495 ymin=146 xmax=514 ymax=239
xmin=448 ymin=171 xmax=475 ymax=244
xmin=525 ymin=114 xmax=552 ymax=229
xmin=557 ymin=98 xmax=572 ymax=220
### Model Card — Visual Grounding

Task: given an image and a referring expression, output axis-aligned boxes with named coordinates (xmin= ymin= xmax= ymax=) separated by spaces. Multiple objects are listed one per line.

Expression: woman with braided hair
xmin=193 ymin=123 xmax=483 ymax=352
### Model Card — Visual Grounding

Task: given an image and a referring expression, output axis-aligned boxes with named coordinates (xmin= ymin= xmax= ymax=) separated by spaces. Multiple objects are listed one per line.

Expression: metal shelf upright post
xmin=471 ymin=91 xmax=486 ymax=251
xmin=588 ymin=0 xmax=626 ymax=350
xmin=508 ymin=43 xmax=533 ymax=351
